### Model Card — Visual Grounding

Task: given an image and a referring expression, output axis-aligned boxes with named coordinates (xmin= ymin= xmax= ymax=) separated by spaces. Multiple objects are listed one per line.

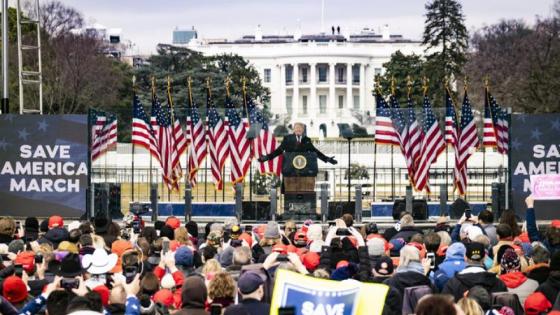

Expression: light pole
xmin=1 ymin=0 xmax=9 ymax=114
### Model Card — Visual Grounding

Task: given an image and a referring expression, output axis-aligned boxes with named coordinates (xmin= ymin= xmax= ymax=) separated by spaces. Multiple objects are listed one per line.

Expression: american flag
xmin=483 ymin=88 xmax=498 ymax=148
xmin=156 ymin=100 xmax=182 ymax=190
xmin=169 ymin=93 xmax=187 ymax=168
xmin=375 ymin=92 xmax=399 ymax=145
xmin=132 ymin=94 xmax=160 ymax=163
xmin=445 ymin=90 xmax=459 ymax=146
xmin=227 ymin=98 xmax=250 ymax=184
xmin=206 ymin=89 xmax=229 ymax=190
xmin=150 ymin=94 xmax=162 ymax=140
xmin=248 ymin=98 xmax=282 ymax=176
xmin=91 ymin=113 xmax=117 ymax=161
xmin=489 ymin=92 xmax=509 ymax=155
xmin=390 ymin=95 xmax=415 ymax=184
xmin=90 ymin=109 xmax=106 ymax=161
xmin=455 ymin=91 xmax=480 ymax=195
xmin=407 ymin=97 xmax=423 ymax=185
xmin=414 ymin=95 xmax=445 ymax=192
xmin=186 ymin=95 xmax=207 ymax=187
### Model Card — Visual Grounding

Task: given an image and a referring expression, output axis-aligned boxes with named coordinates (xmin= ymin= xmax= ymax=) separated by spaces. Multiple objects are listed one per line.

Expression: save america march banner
xmin=270 ymin=269 xmax=389 ymax=315
xmin=0 ymin=115 xmax=88 ymax=217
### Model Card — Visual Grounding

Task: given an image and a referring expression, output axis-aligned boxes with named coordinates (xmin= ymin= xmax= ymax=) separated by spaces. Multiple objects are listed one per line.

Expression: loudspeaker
xmin=449 ymin=197 xmax=470 ymax=219
xmin=108 ymin=184 xmax=122 ymax=219
xmin=327 ymin=201 xmax=355 ymax=220
xmin=491 ymin=183 xmax=506 ymax=218
xmin=242 ymin=201 xmax=271 ymax=221
xmin=412 ymin=199 xmax=428 ymax=221
xmin=392 ymin=199 xmax=406 ymax=220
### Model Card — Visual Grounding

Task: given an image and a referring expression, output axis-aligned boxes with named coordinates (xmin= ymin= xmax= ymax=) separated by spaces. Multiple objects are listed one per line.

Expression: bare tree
xmin=40 ymin=1 xmax=84 ymax=37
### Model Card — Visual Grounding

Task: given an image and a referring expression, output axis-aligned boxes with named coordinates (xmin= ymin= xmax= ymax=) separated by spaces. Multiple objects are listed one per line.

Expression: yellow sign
xmin=270 ymin=269 xmax=389 ymax=315
xmin=293 ymin=154 xmax=307 ymax=170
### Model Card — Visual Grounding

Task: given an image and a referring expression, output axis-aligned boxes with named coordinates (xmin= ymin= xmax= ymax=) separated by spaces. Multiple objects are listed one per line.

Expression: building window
xmin=338 ymin=95 xmax=344 ymax=109
xmin=286 ymin=96 xmax=293 ymax=115
xmin=352 ymin=65 xmax=360 ymax=83
xmin=319 ymin=95 xmax=327 ymax=114
xmin=318 ymin=65 xmax=327 ymax=83
xmin=301 ymin=68 xmax=308 ymax=83
xmin=337 ymin=67 xmax=344 ymax=83
xmin=286 ymin=67 xmax=293 ymax=84
xmin=374 ymin=68 xmax=382 ymax=76
xmin=353 ymin=95 xmax=360 ymax=109
xmin=302 ymin=95 xmax=308 ymax=114
xmin=264 ymin=68 xmax=271 ymax=83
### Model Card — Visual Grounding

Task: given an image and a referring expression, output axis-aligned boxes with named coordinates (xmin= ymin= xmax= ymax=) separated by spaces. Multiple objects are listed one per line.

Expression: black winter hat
xmin=57 ymin=253 xmax=84 ymax=277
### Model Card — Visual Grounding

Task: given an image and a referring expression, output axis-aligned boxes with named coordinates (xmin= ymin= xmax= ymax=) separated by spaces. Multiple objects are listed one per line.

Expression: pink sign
xmin=531 ymin=174 xmax=560 ymax=200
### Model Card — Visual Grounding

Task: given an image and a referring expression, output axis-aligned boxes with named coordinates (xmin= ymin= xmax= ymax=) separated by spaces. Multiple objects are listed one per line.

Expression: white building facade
xmin=186 ymin=28 xmax=424 ymax=138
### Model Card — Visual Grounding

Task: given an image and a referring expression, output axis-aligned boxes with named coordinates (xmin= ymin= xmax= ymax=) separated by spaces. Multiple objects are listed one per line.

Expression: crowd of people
xmin=0 ymin=195 xmax=557 ymax=315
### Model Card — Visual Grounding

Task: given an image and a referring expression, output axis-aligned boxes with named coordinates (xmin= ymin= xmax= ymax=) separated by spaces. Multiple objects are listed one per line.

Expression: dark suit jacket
xmin=267 ymin=134 xmax=330 ymax=162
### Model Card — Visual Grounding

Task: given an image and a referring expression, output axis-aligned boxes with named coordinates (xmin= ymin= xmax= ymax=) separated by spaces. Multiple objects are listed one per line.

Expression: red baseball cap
xmin=165 ymin=217 xmax=181 ymax=230
xmin=238 ymin=232 xmax=253 ymax=248
xmin=272 ymin=244 xmax=287 ymax=254
xmin=2 ymin=276 xmax=28 ymax=303
xmin=153 ymin=289 xmax=174 ymax=307
xmin=524 ymin=292 xmax=552 ymax=315
xmin=92 ymin=285 xmax=110 ymax=306
xmin=551 ymin=220 xmax=560 ymax=229
xmin=15 ymin=252 xmax=35 ymax=274
xmin=302 ymin=252 xmax=320 ymax=271
xmin=336 ymin=260 xmax=349 ymax=269
xmin=48 ymin=216 xmax=64 ymax=228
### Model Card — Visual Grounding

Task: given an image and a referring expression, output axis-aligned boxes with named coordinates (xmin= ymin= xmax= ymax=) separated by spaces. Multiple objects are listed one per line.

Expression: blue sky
xmin=63 ymin=0 xmax=556 ymax=54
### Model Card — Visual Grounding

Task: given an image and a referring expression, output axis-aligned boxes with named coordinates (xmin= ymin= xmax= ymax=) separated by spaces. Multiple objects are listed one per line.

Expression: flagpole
xmin=131 ymin=76 xmax=136 ymax=203
xmin=373 ymin=78 xmax=380 ymax=202
xmin=204 ymin=77 xmax=211 ymax=203
xmin=166 ymin=76 xmax=172 ymax=202
xmin=444 ymin=78 xmax=449 ymax=200
xmin=242 ymin=77 xmax=254 ymax=206
xmin=186 ymin=77 xmax=193 ymax=200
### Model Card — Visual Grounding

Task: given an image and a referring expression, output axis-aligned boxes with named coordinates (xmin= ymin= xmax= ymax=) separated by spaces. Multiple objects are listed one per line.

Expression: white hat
xmin=82 ymin=248 xmax=118 ymax=275
xmin=161 ymin=273 xmax=175 ymax=289
xmin=466 ymin=225 xmax=483 ymax=241
xmin=67 ymin=221 xmax=81 ymax=232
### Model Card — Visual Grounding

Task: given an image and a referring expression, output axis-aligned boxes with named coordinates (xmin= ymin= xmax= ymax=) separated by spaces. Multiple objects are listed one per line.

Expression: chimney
xmin=382 ymin=24 xmax=390 ymax=40
xmin=255 ymin=24 xmax=263 ymax=41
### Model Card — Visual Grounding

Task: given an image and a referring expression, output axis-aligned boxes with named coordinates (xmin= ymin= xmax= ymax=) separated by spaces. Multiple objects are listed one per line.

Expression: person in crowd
xmin=415 ymin=294 xmax=459 ymax=315
xmin=387 ymin=214 xmax=424 ymax=242
xmin=174 ymin=275 xmax=209 ymax=315
xmin=525 ymin=244 xmax=551 ymax=284
xmin=525 ymin=195 xmax=560 ymax=255
xmin=534 ymin=250 xmax=560 ymax=307
xmin=207 ymin=272 xmax=236 ymax=310
xmin=499 ymin=209 xmax=522 ymax=238
xmin=431 ymin=242 xmax=467 ymax=291
xmin=457 ymin=297 xmax=484 ymax=315
xmin=224 ymin=271 xmax=270 ymax=315
xmin=498 ymin=247 xmax=539 ymax=305
xmin=442 ymin=242 xmax=507 ymax=301
xmin=478 ymin=210 xmax=498 ymax=246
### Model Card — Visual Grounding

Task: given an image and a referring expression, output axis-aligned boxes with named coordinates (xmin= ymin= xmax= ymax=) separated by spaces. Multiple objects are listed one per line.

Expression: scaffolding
xmin=16 ymin=0 xmax=42 ymax=114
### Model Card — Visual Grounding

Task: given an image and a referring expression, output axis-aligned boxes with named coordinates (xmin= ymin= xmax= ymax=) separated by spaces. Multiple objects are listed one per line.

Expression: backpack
xmin=402 ymin=285 xmax=433 ymax=315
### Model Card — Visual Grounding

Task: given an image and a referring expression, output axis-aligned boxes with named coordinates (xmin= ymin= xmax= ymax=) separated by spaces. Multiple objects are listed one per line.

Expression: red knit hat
xmin=48 ymin=216 xmax=64 ymax=229
xmin=153 ymin=289 xmax=174 ymax=307
xmin=15 ymin=252 xmax=35 ymax=274
xmin=2 ymin=276 xmax=28 ymax=303
xmin=165 ymin=217 xmax=181 ymax=230
xmin=301 ymin=252 xmax=320 ymax=271
xmin=336 ymin=260 xmax=349 ymax=269
xmin=524 ymin=292 xmax=552 ymax=315
xmin=110 ymin=240 xmax=133 ymax=273
xmin=92 ymin=285 xmax=110 ymax=306
xmin=238 ymin=232 xmax=253 ymax=248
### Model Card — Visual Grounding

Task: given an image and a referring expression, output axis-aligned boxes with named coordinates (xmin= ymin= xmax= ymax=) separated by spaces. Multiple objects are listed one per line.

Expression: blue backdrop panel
xmin=137 ymin=202 xmax=236 ymax=217
xmin=371 ymin=202 xmax=486 ymax=217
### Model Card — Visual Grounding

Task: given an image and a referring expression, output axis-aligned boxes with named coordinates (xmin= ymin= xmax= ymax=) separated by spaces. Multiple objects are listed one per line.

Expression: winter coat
xmin=383 ymin=268 xmax=433 ymax=308
xmin=389 ymin=226 xmax=424 ymax=243
xmin=441 ymin=266 xmax=508 ymax=301
xmin=537 ymin=271 xmax=560 ymax=305
xmin=525 ymin=263 xmax=550 ymax=285
xmin=499 ymin=271 xmax=539 ymax=305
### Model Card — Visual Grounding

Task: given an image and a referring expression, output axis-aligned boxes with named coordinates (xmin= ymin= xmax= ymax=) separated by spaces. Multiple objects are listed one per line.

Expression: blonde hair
xmin=398 ymin=245 xmax=420 ymax=268
xmin=474 ymin=234 xmax=490 ymax=247
xmin=174 ymin=227 xmax=190 ymax=245
xmin=208 ymin=272 xmax=236 ymax=300
xmin=0 ymin=218 xmax=15 ymax=236
xmin=202 ymin=258 xmax=222 ymax=276
xmin=458 ymin=297 xmax=483 ymax=315
xmin=437 ymin=231 xmax=452 ymax=247
xmin=92 ymin=234 xmax=108 ymax=250
xmin=312 ymin=268 xmax=330 ymax=279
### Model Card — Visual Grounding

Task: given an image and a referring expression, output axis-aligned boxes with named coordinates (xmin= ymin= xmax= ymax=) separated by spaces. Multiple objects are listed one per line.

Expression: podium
xmin=282 ymin=152 xmax=319 ymax=219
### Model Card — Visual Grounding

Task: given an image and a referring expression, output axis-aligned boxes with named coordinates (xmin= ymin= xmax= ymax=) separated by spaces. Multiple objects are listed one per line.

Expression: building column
xmin=359 ymin=63 xmax=366 ymax=111
xmin=346 ymin=63 xmax=353 ymax=114
xmin=292 ymin=63 xmax=299 ymax=121
xmin=279 ymin=64 xmax=286 ymax=115
xmin=309 ymin=63 xmax=317 ymax=119
xmin=329 ymin=62 xmax=336 ymax=114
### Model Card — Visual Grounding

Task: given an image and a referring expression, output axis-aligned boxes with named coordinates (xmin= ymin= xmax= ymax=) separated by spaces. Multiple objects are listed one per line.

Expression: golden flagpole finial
xmin=406 ymin=75 xmax=413 ymax=97
xmin=483 ymin=75 xmax=490 ymax=89
xmin=464 ymin=76 xmax=469 ymax=92
xmin=422 ymin=76 xmax=429 ymax=95
xmin=375 ymin=75 xmax=382 ymax=94
xmin=225 ymin=76 xmax=231 ymax=97
xmin=390 ymin=76 xmax=396 ymax=96
xmin=187 ymin=76 xmax=193 ymax=106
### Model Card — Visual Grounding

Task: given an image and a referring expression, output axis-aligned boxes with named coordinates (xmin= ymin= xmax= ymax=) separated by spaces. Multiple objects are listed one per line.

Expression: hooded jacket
xmin=431 ymin=243 xmax=467 ymax=291
xmin=175 ymin=276 xmax=209 ymax=315
xmin=383 ymin=266 xmax=433 ymax=308
xmin=499 ymin=271 xmax=539 ymax=305
xmin=525 ymin=263 xmax=550 ymax=285
xmin=441 ymin=266 xmax=508 ymax=301
xmin=537 ymin=271 xmax=560 ymax=305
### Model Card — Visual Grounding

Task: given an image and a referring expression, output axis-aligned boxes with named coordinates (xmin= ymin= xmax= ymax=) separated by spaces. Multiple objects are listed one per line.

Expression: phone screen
xmin=162 ymin=240 xmax=170 ymax=255
xmin=427 ymin=252 xmax=436 ymax=268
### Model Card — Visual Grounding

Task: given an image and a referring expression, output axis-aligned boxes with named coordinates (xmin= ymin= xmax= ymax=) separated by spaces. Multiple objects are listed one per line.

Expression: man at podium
xmin=258 ymin=122 xmax=338 ymax=165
